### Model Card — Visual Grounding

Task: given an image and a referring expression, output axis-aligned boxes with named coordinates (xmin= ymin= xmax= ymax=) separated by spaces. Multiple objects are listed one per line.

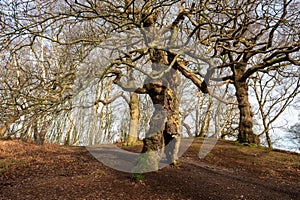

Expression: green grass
xmin=132 ymin=173 xmax=145 ymax=182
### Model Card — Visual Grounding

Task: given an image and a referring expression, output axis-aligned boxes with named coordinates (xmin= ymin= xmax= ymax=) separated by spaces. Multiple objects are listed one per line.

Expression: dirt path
xmin=0 ymin=139 xmax=299 ymax=199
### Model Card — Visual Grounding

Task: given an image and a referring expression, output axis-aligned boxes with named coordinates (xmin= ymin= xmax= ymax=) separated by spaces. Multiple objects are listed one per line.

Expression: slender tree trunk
xmin=199 ymin=97 xmax=212 ymax=137
xmin=195 ymin=108 xmax=200 ymax=137
xmin=182 ymin=122 xmax=193 ymax=137
xmin=265 ymin=131 xmax=273 ymax=149
xmin=234 ymin=79 xmax=260 ymax=144
xmin=127 ymin=92 xmax=140 ymax=145
xmin=195 ymin=92 xmax=202 ymax=137
xmin=261 ymin=117 xmax=273 ymax=149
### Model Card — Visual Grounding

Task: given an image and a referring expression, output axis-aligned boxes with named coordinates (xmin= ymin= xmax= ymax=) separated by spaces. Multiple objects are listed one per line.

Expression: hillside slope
xmin=0 ymin=139 xmax=299 ymax=200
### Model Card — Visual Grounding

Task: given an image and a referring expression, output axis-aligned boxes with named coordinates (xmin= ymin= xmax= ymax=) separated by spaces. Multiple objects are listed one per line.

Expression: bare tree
xmin=1 ymin=0 xmax=300 ymax=169
xmin=187 ymin=0 xmax=300 ymax=144
xmin=251 ymin=68 xmax=300 ymax=148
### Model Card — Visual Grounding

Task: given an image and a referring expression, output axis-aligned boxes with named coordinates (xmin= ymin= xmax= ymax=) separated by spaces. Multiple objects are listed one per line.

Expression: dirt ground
xmin=0 ymin=139 xmax=299 ymax=200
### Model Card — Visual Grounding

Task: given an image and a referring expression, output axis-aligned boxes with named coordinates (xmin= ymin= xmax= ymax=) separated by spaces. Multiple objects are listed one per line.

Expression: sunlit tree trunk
xmin=199 ymin=96 xmax=213 ymax=137
xmin=33 ymin=118 xmax=48 ymax=145
xmin=141 ymin=50 xmax=181 ymax=166
xmin=195 ymin=92 xmax=202 ymax=137
xmin=234 ymin=65 xmax=259 ymax=144
xmin=135 ymin=0 xmax=182 ymax=169
xmin=142 ymin=86 xmax=181 ymax=165
xmin=0 ymin=116 xmax=15 ymax=138
xmin=127 ymin=92 xmax=140 ymax=145
xmin=163 ymin=88 xmax=181 ymax=164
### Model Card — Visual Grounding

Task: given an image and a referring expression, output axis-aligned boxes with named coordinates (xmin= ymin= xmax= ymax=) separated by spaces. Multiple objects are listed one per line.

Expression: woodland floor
xmin=0 ymin=138 xmax=299 ymax=200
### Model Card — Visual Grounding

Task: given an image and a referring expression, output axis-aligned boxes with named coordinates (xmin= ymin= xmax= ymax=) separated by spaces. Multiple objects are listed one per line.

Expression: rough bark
xmin=129 ymin=0 xmax=182 ymax=169
xmin=234 ymin=67 xmax=260 ymax=144
xmin=142 ymin=80 xmax=181 ymax=164
xmin=141 ymin=104 xmax=166 ymax=153
xmin=140 ymin=49 xmax=181 ymax=166
xmin=162 ymin=87 xmax=181 ymax=164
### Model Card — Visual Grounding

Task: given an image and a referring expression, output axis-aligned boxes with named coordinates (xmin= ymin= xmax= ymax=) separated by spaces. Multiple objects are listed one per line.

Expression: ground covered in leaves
xmin=0 ymin=139 xmax=299 ymax=200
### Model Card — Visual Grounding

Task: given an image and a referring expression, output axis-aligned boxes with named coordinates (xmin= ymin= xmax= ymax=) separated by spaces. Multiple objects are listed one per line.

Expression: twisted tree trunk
xmin=234 ymin=65 xmax=260 ymax=145
xmin=141 ymin=50 xmax=181 ymax=167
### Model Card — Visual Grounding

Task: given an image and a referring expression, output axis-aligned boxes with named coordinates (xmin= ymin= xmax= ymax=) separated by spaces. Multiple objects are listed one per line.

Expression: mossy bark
xmin=139 ymin=50 xmax=181 ymax=169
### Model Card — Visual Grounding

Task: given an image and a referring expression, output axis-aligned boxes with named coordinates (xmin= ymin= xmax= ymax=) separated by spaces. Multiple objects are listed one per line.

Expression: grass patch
xmin=234 ymin=141 xmax=260 ymax=148
xmin=132 ymin=173 xmax=145 ymax=182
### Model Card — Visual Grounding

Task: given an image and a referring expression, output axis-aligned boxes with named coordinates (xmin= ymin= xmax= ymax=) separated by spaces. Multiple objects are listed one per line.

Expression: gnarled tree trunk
xmin=142 ymin=84 xmax=181 ymax=165
xmin=234 ymin=65 xmax=260 ymax=145
xmin=139 ymin=49 xmax=181 ymax=169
